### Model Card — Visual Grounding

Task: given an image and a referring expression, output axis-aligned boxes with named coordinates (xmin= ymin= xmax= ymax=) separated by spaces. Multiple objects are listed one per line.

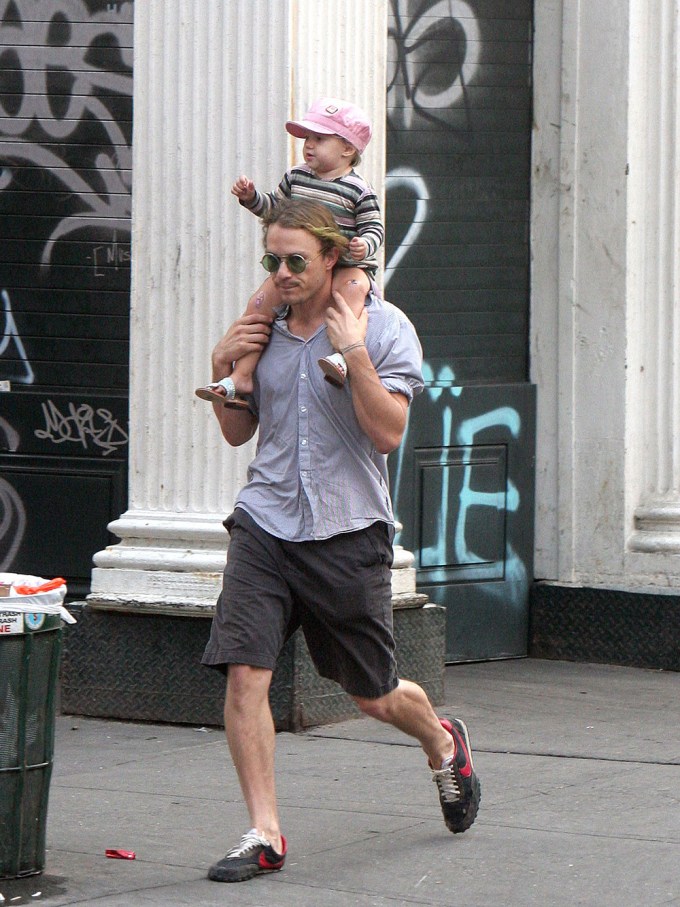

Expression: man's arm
xmin=342 ymin=348 xmax=409 ymax=453
xmin=209 ymin=312 xmax=271 ymax=446
xmin=324 ymin=292 xmax=409 ymax=454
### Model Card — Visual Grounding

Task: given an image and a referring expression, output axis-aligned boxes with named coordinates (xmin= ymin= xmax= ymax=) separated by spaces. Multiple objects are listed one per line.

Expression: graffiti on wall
xmin=0 ymin=0 xmax=132 ymax=575
xmin=391 ymin=365 xmax=528 ymax=607
xmin=385 ymin=0 xmax=532 ymax=626
xmin=0 ymin=0 xmax=133 ymax=264
xmin=1 ymin=289 xmax=33 ymax=384
xmin=385 ymin=0 xmax=481 ymax=285
xmin=0 ymin=415 xmax=24 ymax=570
xmin=387 ymin=0 xmax=480 ymax=130
xmin=34 ymin=398 xmax=128 ymax=456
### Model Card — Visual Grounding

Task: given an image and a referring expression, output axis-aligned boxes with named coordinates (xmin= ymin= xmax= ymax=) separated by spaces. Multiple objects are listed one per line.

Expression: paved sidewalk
xmin=1 ymin=658 xmax=679 ymax=906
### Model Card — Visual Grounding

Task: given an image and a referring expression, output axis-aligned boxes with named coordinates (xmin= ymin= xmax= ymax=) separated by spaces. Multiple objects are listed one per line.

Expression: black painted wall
xmin=0 ymin=0 xmax=132 ymax=596
xmin=385 ymin=0 xmax=531 ymax=381
xmin=385 ymin=0 xmax=534 ymax=660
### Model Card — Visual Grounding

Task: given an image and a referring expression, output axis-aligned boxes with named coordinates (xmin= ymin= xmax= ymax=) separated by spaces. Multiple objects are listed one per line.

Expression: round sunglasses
xmin=260 ymin=249 xmax=324 ymax=274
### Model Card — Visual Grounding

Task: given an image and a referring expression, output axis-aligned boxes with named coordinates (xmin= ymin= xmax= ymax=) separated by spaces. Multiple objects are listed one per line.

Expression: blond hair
xmin=262 ymin=199 xmax=349 ymax=257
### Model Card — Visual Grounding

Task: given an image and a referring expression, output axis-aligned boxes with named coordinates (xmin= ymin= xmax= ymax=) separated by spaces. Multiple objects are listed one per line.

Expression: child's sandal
xmin=195 ymin=377 xmax=251 ymax=409
xmin=317 ymin=353 xmax=348 ymax=387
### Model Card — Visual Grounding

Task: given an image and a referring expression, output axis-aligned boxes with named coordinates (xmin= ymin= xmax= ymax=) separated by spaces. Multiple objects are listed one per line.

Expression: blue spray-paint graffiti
xmin=386 ymin=0 xmax=533 ymax=636
xmin=392 ymin=364 xmax=527 ymax=607
xmin=455 ymin=403 xmax=527 ymax=605
xmin=456 ymin=405 xmax=520 ymax=562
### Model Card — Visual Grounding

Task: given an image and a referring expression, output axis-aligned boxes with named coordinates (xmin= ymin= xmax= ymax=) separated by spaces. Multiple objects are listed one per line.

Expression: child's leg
xmin=229 ymin=277 xmax=279 ymax=395
xmin=318 ymin=268 xmax=371 ymax=387
xmin=195 ymin=277 xmax=279 ymax=406
xmin=331 ymin=267 xmax=371 ymax=318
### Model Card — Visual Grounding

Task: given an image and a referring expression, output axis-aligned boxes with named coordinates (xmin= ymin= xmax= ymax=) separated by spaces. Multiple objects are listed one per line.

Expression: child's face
xmin=301 ymin=131 xmax=354 ymax=176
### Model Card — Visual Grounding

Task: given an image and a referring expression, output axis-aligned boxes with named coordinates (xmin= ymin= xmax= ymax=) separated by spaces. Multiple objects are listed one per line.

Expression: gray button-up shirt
xmin=235 ymin=291 xmax=424 ymax=541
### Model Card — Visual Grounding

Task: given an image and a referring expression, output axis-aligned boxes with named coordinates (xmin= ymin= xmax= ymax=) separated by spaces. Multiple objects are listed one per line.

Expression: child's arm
xmin=352 ymin=186 xmax=385 ymax=260
xmin=231 ymin=175 xmax=256 ymax=203
xmin=349 ymin=236 xmax=370 ymax=261
xmin=231 ymin=171 xmax=293 ymax=218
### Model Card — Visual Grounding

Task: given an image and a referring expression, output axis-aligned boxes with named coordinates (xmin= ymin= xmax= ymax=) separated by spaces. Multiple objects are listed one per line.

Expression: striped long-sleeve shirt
xmin=241 ymin=164 xmax=384 ymax=273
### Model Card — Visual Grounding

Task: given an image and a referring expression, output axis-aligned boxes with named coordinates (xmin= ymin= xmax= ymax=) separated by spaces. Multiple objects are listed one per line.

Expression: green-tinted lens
xmin=286 ymin=254 xmax=308 ymax=274
xmin=261 ymin=253 xmax=280 ymax=273
xmin=260 ymin=253 xmax=310 ymax=274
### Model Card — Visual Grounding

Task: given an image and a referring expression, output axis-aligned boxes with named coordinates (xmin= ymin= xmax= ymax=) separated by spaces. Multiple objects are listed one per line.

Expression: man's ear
xmin=325 ymin=246 xmax=341 ymax=270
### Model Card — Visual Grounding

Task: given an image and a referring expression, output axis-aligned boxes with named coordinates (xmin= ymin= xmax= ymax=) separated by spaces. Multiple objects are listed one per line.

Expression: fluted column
xmin=88 ymin=1 xmax=409 ymax=612
xmin=629 ymin=0 xmax=680 ymax=555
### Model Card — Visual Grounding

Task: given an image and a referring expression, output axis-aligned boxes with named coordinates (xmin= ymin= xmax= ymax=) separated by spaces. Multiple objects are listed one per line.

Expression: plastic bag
xmin=0 ymin=573 xmax=76 ymax=624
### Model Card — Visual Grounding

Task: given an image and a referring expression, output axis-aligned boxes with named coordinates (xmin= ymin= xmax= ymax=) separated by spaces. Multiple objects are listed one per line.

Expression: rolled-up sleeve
xmin=369 ymin=301 xmax=424 ymax=403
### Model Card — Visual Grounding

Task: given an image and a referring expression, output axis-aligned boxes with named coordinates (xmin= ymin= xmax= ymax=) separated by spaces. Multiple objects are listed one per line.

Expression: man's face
xmin=265 ymin=224 xmax=334 ymax=306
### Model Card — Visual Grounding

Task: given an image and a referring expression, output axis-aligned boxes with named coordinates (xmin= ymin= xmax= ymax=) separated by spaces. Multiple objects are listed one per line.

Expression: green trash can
xmin=0 ymin=581 xmax=66 ymax=879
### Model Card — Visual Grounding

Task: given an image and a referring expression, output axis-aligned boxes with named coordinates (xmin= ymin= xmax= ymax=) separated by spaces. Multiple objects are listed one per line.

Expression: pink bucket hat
xmin=285 ymin=98 xmax=372 ymax=154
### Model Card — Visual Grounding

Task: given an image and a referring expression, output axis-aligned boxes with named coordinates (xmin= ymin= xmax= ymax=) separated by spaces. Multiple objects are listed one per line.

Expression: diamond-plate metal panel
xmin=60 ymin=602 xmax=446 ymax=730
xmin=530 ymin=583 xmax=680 ymax=671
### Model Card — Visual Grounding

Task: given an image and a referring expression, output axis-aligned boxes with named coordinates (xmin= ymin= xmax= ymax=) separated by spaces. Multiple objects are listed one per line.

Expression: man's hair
xmin=262 ymin=199 xmax=349 ymax=256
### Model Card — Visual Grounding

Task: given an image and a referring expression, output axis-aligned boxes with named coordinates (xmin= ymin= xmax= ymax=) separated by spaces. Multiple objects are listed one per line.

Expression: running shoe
xmin=431 ymin=717 xmax=481 ymax=833
xmin=208 ymin=828 xmax=287 ymax=883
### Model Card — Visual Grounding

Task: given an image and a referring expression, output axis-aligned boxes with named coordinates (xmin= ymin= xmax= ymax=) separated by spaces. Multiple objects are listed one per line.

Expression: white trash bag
xmin=0 ymin=573 xmax=76 ymax=624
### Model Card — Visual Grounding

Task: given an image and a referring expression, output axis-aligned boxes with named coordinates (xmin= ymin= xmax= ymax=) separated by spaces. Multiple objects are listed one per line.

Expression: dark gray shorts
xmin=201 ymin=508 xmax=398 ymax=699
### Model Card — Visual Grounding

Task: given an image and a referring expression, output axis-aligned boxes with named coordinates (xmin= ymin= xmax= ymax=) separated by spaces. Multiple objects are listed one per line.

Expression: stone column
xmin=88 ymin=1 xmax=417 ymax=612
xmin=628 ymin=0 xmax=680 ymax=557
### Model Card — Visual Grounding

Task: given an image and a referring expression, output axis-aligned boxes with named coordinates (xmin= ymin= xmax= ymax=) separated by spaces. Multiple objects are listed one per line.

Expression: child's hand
xmin=348 ymin=236 xmax=369 ymax=261
xmin=231 ymin=176 xmax=256 ymax=202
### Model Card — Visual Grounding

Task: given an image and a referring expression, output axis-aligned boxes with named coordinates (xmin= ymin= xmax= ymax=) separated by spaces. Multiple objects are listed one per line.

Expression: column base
xmin=629 ymin=501 xmax=680 ymax=553
xmin=89 ymin=514 xmax=419 ymax=610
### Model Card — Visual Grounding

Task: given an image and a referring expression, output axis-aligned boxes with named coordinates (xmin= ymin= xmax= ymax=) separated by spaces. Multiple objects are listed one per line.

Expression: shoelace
xmin=225 ymin=829 xmax=271 ymax=858
xmin=432 ymin=762 xmax=462 ymax=803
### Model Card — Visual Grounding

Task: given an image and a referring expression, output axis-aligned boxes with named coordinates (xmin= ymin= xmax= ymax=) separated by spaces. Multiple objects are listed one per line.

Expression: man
xmin=202 ymin=199 xmax=480 ymax=883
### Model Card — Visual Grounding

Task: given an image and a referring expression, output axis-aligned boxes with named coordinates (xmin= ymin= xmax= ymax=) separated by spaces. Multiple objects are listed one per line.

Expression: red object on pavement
xmin=105 ymin=849 xmax=136 ymax=860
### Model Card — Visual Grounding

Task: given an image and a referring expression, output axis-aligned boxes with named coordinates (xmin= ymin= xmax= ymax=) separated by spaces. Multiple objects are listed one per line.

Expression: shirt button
xmin=300 ymin=406 xmax=307 ymax=413
xmin=301 ymin=439 xmax=308 ymax=446
xmin=301 ymin=372 xmax=307 ymax=379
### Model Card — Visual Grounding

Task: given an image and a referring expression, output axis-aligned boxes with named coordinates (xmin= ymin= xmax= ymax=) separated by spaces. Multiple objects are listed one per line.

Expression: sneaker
xmin=208 ymin=828 xmax=287 ymax=883
xmin=431 ymin=717 xmax=481 ymax=833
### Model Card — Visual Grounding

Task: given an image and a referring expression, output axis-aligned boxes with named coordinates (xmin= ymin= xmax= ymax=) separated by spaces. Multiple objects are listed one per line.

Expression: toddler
xmin=196 ymin=97 xmax=384 ymax=408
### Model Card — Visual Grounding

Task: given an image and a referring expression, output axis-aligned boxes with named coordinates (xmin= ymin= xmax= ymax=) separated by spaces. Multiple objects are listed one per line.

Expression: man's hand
xmin=324 ymin=290 xmax=367 ymax=353
xmin=348 ymin=236 xmax=369 ymax=261
xmin=231 ymin=175 xmax=256 ymax=203
xmin=212 ymin=312 xmax=272 ymax=381
xmin=326 ymin=291 xmax=407 ymax=454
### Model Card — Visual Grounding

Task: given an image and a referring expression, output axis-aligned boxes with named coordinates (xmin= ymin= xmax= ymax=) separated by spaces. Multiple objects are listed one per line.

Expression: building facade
xmin=530 ymin=0 xmax=680 ymax=667
xmin=2 ymin=0 xmax=679 ymax=671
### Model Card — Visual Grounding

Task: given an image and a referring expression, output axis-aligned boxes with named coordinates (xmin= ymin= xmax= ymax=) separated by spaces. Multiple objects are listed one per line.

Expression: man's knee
xmin=352 ymin=690 xmax=395 ymax=722
xmin=225 ymin=663 xmax=272 ymax=711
